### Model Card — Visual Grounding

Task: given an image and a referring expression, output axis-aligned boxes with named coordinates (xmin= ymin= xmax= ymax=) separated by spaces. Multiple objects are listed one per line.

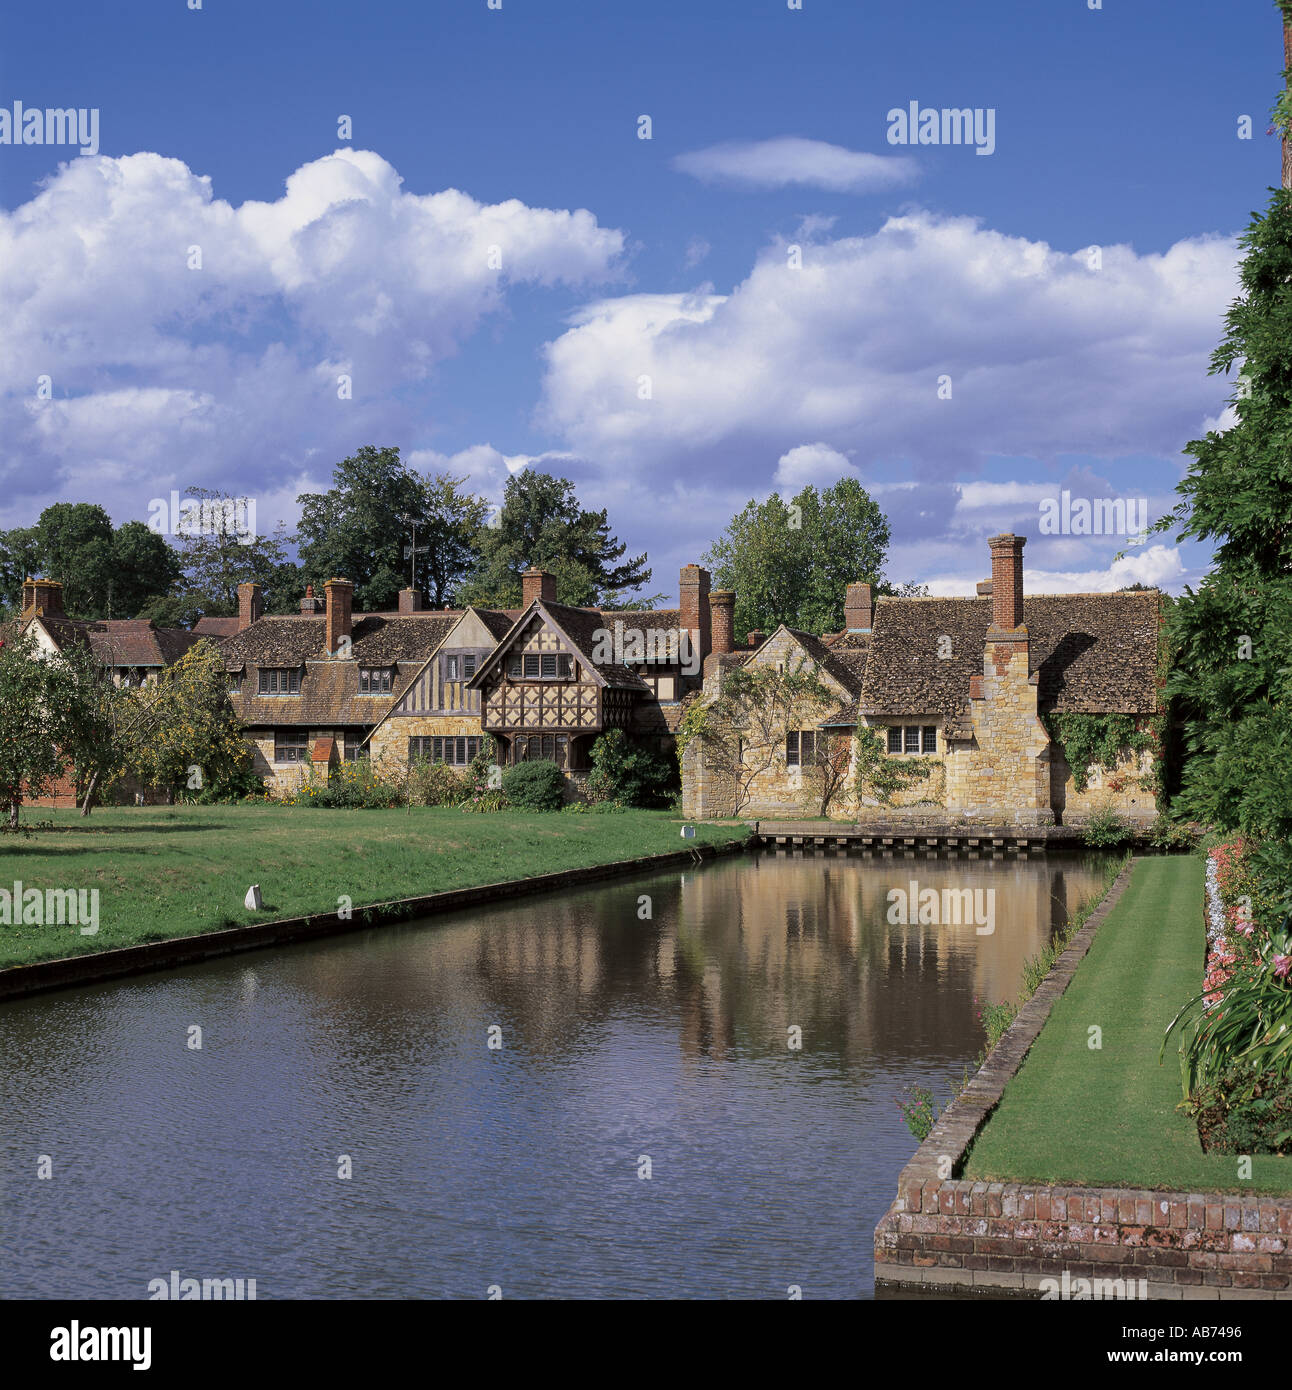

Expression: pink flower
xmin=1272 ymin=955 xmax=1292 ymax=981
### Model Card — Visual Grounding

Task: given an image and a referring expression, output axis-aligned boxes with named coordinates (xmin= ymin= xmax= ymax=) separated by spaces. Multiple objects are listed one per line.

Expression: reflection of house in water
xmin=289 ymin=852 xmax=1112 ymax=1079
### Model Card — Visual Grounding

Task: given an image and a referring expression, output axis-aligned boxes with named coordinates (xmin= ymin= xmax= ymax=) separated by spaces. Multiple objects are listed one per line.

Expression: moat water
xmin=0 ymin=848 xmax=1117 ymax=1299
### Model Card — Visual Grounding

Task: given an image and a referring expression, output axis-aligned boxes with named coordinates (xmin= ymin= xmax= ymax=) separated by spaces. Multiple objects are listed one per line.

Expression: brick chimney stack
xmin=21 ymin=578 xmax=64 ymax=617
xmin=300 ymin=584 xmax=324 ymax=615
xmin=844 ymin=581 xmax=873 ymax=632
xmin=398 ymin=588 xmax=421 ymax=614
xmin=324 ymin=578 xmax=354 ymax=654
xmin=522 ymin=567 xmax=556 ymax=606
xmin=988 ymin=534 xmax=1025 ymax=631
xmin=747 ymin=629 xmax=766 ymax=650
xmin=679 ymin=564 xmax=711 ymax=666
xmin=709 ymin=590 xmax=735 ymax=656
xmin=237 ymin=581 xmax=263 ymax=632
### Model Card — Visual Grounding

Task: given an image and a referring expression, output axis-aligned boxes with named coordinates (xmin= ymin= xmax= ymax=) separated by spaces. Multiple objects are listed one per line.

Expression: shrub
xmin=1147 ymin=815 xmax=1202 ymax=852
xmin=280 ymin=761 xmax=404 ymax=809
xmin=1081 ymin=799 xmax=1132 ymax=848
xmin=500 ymin=759 xmax=566 ymax=811
xmin=1193 ymin=1067 xmax=1292 ymax=1155
xmin=406 ymin=757 xmax=471 ymax=808
xmin=585 ymin=729 xmax=677 ymax=808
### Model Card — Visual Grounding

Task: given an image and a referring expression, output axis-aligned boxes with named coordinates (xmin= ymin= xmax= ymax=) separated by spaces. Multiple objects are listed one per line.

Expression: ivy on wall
xmin=1042 ymin=712 xmax=1155 ymax=795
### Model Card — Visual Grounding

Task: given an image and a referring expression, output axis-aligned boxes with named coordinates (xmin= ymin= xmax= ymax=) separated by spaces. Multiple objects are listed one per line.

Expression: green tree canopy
xmin=0 ymin=504 xmax=180 ymax=619
xmin=702 ymin=477 xmax=892 ymax=638
xmin=1158 ymin=179 xmax=1292 ymax=904
xmin=297 ymin=446 xmax=487 ymax=611
xmin=457 ymin=469 xmax=651 ymax=609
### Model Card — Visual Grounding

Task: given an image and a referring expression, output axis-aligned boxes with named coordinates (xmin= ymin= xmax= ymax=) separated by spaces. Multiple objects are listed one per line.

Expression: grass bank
xmin=963 ymin=853 xmax=1292 ymax=1195
xmin=0 ymin=805 xmax=749 ymax=971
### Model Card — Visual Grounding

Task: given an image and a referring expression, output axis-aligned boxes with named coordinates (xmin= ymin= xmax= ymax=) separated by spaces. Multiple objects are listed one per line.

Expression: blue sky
xmin=0 ymin=0 xmax=1284 ymax=602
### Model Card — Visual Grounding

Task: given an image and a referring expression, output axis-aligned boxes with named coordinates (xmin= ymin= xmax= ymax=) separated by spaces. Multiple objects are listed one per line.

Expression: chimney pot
xmin=21 ymin=577 xmax=64 ymax=618
xmin=300 ymin=584 xmax=325 ymax=616
xmin=709 ymin=590 xmax=735 ymax=656
xmin=987 ymin=534 xmax=1025 ymax=631
xmin=678 ymin=564 xmax=712 ymax=666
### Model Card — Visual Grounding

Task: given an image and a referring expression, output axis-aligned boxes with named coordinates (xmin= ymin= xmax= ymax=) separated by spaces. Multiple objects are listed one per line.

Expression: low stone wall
xmin=873 ymin=856 xmax=1292 ymax=1299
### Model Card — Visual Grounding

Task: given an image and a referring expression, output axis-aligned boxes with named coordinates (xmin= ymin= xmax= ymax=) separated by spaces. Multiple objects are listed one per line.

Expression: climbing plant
xmin=1042 ymin=712 xmax=1155 ymax=795
xmin=853 ymin=727 xmax=934 ymax=806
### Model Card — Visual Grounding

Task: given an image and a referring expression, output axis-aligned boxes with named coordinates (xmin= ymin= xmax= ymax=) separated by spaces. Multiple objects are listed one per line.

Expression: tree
xmin=1156 ymin=18 xmax=1292 ymax=906
xmin=53 ymin=637 xmax=133 ymax=816
xmin=0 ymin=627 xmax=71 ymax=829
xmin=703 ymin=478 xmax=891 ymax=639
xmin=122 ymin=641 xmax=253 ymax=799
xmin=298 ymin=447 xmax=486 ymax=611
xmin=0 ymin=527 xmax=41 ymax=617
xmin=457 ymin=470 xmax=652 ymax=608
xmin=141 ymin=487 xmax=300 ymax=624
xmin=680 ymin=659 xmax=837 ymax=817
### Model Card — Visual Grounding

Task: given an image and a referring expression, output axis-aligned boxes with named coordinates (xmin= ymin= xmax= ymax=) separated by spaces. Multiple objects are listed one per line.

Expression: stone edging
xmin=0 ymin=835 xmax=750 ymax=1003
xmin=875 ymin=855 xmax=1292 ymax=1299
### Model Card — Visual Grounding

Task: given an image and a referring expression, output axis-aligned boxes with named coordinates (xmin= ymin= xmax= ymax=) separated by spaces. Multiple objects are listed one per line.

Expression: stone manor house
xmin=17 ymin=533 xmax=1164 ymax=824
xmin=681 ymin=533 xmax=1163 ymax=827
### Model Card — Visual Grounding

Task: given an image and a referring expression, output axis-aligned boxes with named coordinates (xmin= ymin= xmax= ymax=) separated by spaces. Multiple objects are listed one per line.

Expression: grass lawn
xmin=0 ymin=805 xmax=749 ymax=971
xmin=962 ymin=853 xmax=1292 ymax=1195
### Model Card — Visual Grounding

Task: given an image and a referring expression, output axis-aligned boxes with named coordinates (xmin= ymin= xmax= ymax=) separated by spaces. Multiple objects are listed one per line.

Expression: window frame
xmin=358 ymin=665 xmax=393 ymax=695
xmin=274 ymin=730 xmax=309 ymax=763
xmin=258 ymin=666 xmax=302 ymax=696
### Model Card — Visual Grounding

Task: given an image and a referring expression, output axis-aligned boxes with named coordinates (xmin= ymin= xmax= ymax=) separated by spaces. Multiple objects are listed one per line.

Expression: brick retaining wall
xmin=873 ymin=856 xmax=1292 ymax=1299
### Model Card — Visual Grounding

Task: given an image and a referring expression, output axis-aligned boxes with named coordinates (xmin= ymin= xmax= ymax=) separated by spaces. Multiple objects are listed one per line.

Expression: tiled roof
xmin=786 ymin=628 xmax=867 ymax=698
xmin=193 ymin=616 xmax=241 ymax=639
xmin=223 ymin=611 xmax=461 ymax=727
xmin=24 ymin=615 xmax=202 ymax=667
xmin=857 ymin=592 xmax=1162 ymax=717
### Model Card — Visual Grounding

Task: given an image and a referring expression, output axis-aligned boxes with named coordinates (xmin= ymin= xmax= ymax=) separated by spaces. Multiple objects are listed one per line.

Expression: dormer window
xmin=506 ymin=653 xmax=572 ymax=680
xmin=258 ymin=667 xmax=301 ymax=695
xmin=359 ymin=666 xmax=393 ymax=694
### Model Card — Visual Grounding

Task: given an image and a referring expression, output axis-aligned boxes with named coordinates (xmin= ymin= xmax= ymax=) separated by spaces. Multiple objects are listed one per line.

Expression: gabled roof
xmin=467 ymin=600 xmax=650 ymax=692
xmin=21 ymin=614 xmax=203 ymax=667
xmin=857 ymin=591 xmax=1162 ymax=717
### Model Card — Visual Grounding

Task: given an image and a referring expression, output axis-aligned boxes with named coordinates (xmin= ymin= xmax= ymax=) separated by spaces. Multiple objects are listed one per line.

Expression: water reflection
xmin=0 ymin=848 xmax=1114 ymax=1300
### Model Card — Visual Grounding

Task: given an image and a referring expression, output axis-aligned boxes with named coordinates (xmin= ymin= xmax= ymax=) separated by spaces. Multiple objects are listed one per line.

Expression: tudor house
xmin=220 ymin=564 xmax=730 ymax=792
xmin=681 ymin=533 xmax=1165 ymax=827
